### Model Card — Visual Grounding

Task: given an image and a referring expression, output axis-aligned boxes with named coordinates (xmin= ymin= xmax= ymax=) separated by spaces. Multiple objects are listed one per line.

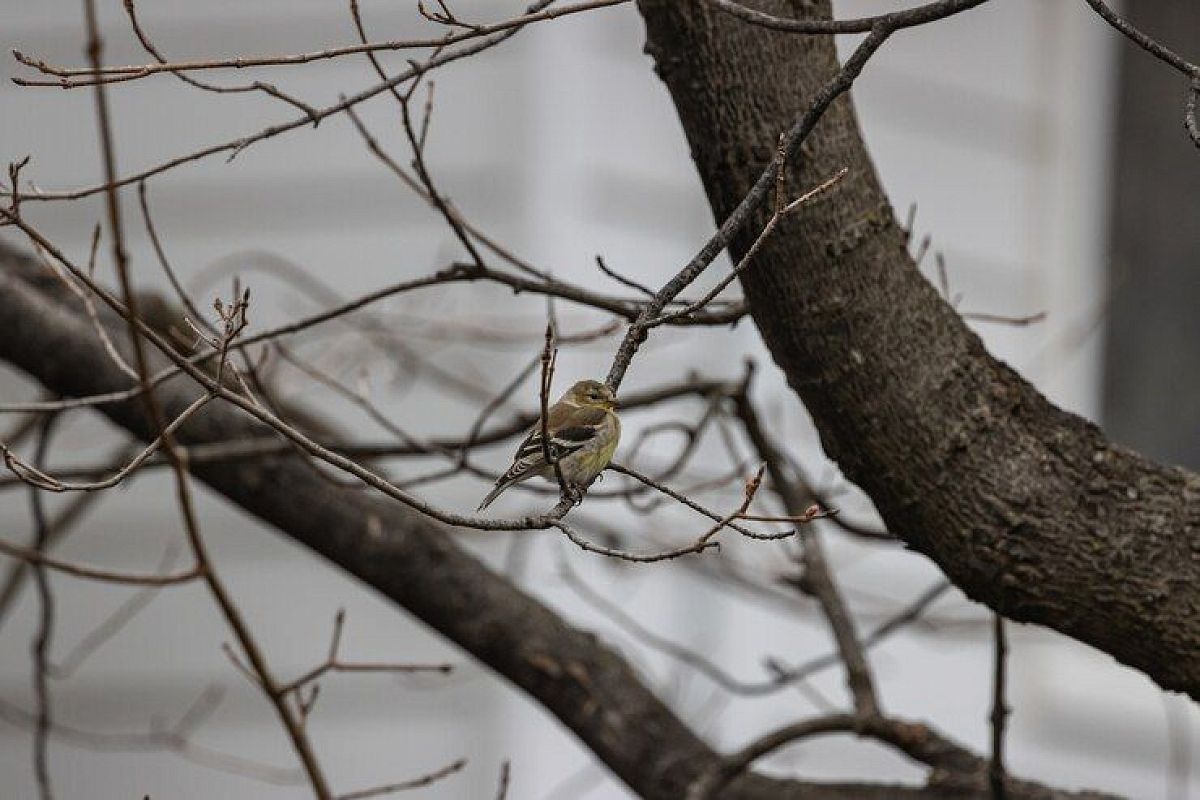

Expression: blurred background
xmin=0 ymin=1 xmax=1197 ymax=798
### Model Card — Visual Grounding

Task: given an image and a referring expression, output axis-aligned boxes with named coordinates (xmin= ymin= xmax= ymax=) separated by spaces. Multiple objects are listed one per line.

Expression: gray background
xmin=0 ymin=1 xmax=1195 ymax=798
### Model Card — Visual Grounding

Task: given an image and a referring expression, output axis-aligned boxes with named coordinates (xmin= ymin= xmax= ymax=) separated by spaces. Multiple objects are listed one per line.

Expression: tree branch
xmin=0 ymin=239 xmax=1098 ymax=799
xmin=636 ymin=0 xmax=1200 ymax=698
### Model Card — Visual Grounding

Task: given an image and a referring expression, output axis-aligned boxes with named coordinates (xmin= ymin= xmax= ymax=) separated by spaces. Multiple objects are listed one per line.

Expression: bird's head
xmin=563 ymin=379 xmax=617 ymax=410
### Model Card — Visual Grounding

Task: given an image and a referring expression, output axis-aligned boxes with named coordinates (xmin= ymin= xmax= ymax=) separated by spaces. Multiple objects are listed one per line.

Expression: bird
xmin=477 ymin=379 xmax=621 ymax=511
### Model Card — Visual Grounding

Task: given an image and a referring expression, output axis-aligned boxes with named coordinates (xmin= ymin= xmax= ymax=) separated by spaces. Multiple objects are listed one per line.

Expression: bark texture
xmin=0 ymin=242 xmax=1106 ymax=800
xmin=636 ymin=0 xmax=1200 ymax=698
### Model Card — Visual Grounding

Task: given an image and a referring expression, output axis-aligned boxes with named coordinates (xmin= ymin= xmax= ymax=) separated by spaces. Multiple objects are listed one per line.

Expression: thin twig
xmin=990 ymin=614 xmax=1009 ymax=799
xmin=608 ymin=462 xmax=788 ymax=542
xmin=8 ymin=2 xmax=565 ymax=200
xmin=1081 ymin=0 xmax=1200 ymax=148
xmin=343 ymin=103 xmax=550 ymax=280
xmin=0 ymin=377 xmax=735 ymax=485
xmin=276 ymin=609 xmax=452 ymax=697
xmin=49 ymin=543 xmax=182 ymax=679
xmin=708 ymin=0 xmax=990 ymax=34
xmin=0 ymin=688 xmax=304 ymax=786
xmin=539 ymin=321 xmax=570 ymax=497
xmin=0 ymin=256 xmax=740 ymax=417
xmin=604 ymin=29 xmax=894 ymax=390
xmin=28 ymin=414 xmax=57 ymax=800
xmin=558 ymin=555 xmax=829 ymax=706
xmin=79 ymin=4 xmax=332 ymax=793
xmin=961 ymin=310 xmax=1047 ymax=327
xmin=0 ymin=257 xmax=741 ymax=418
xmin=602 ymin=0 xmax=992 ymax=391
xmin=122 ymin=0 xmax=320 ymax=120
xmin=730 ymin=376 xmax=879 ymax=718
xmin=1 ymin=394 xmax=215 ymax=492
xmin=0 ymin=537 xmax=200 ymax=586
xmin=0 ymin=481 xmax=112 ymax=633
xmin=690 ymin=712 xmax=987 ymax=800
xmin=137 ymin=181 xmax=211 ymax=336
xmin=335 ymin=758 xmax=467 ymax=800
xmin=643 ymin=167 xmax=848 ymax=327
xmin=594 ymin=255 xmax=657 ymax=298
xmin=495 ymin=760 xmax=511 ymax=800
xmin=553 ymin=520 xmax=721 ymax=563
xmin=461 ymin=352 xmax=542 ymax=459
xmin=13 ymin=1 xmax=627 ymax=84
xmin=694 ymin=464 xmax=768 ymax=545
xmin=762 ymin=579 xmax=952 ymax=692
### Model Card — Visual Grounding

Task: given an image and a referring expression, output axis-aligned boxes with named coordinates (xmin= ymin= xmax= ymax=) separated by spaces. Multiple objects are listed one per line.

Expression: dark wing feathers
xmin=510 ymin=431 xmax=582 ymax=473
xmin=505 ymin=408 xmax=606 ymax=479
xmin=554 ymin=425 xmax=600 ymax=442
xmin=478 ymin=405 xmax=608 ymax=510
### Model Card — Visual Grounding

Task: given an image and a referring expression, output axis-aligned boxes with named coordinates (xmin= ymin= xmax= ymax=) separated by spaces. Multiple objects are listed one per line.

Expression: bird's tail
xmin=476 ymin=479 xmax=512 ymax=512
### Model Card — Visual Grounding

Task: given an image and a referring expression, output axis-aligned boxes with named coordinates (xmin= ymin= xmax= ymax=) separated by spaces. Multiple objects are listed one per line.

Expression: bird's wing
xmin=478 ymin=406 xmax=611 ymax=510
xmin=501 ymin=406 xmax=607 ymax=484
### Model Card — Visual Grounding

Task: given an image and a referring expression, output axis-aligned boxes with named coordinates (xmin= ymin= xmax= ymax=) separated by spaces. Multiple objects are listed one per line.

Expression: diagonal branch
xmin=637 ymin=0 xmax=1200 ymax=700
xmin=0 ymin=237 xmax=1097 ymax=800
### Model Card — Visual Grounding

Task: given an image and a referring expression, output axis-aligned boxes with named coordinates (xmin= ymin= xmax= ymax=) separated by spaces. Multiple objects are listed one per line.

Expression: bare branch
xmin=6 ymin=3 xmax=560 ymax=201
xmin=335 ymin=758 xmax=467 ymax=800
xmin=604 ymin=0 xmax=992 ymax=390
xmin=643 ymin=166 xmax=848 ymax=328
xmin=0 ymin=688 xmax=305 ymax=786
xmin=79 ymin=2 xmax=331 ymax=792
xmin=28 ymin=415 xmax=57 ymax=800
xmin=990 ymin=615 xmax=1010 ymax=799
xmin=12 ymin=1 xmax=628 ymax=85
xmin=49 ymin=544 xmax=182 ymax=679
xmin=0 ymin=537 xmax=200 ymax=586
xmin=119 ymin=0 xmax=320 ymax=119
xmin=1082 ymin=0 xmax=1200 ymax=148
xmin=708 ymin=0 xmax=991 ymax=34
xmin=276 ymin=610 xmax=453 ymax=697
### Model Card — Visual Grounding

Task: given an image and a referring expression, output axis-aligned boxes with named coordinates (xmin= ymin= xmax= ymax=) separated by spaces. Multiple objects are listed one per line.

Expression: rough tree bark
xmin=636 ymin=0 xmax=1199 ymax=699
xmin=0 ymin=245 xmax=1104 ymax=800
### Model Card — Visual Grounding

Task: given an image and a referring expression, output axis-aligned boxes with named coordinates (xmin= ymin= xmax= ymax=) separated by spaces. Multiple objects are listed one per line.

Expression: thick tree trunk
xmin=636 ymin=0 xmax=1199 ymax=699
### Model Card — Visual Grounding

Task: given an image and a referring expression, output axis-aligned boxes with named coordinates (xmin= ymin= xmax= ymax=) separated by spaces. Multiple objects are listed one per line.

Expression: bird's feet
xmin=562 ymin=482 xmax=586 ymax=506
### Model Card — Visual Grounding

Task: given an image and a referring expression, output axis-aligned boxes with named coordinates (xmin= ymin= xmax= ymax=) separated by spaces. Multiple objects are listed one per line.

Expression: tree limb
xmin=635 ymin=0 xmax=1200 ymax=698
xmin=0 ymin=237 xmax=1106 ymax=799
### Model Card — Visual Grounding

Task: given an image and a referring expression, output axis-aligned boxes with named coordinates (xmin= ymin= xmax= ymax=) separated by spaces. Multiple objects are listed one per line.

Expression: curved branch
xmin=11 ymin=0 xmax=629 ymax=86
xmin=636 ymin=0 xmax=1200 ymax=699
xmin=0 ymin=238 xmax=1097 ymax=800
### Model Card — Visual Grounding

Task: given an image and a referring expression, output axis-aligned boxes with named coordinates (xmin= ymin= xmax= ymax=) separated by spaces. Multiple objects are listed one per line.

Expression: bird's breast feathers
xmin=543 ymin=410 xmax=619 ymax=484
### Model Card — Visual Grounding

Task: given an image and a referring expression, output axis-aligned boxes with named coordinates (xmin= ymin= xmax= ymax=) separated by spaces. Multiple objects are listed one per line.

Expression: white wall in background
xmin=0 ymin=2 xmax=1192 ymax=799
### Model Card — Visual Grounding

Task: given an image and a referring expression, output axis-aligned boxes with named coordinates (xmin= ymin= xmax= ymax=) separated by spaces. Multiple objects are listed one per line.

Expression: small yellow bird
xmin=477 ymin=379 xmax=621 ymax=511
